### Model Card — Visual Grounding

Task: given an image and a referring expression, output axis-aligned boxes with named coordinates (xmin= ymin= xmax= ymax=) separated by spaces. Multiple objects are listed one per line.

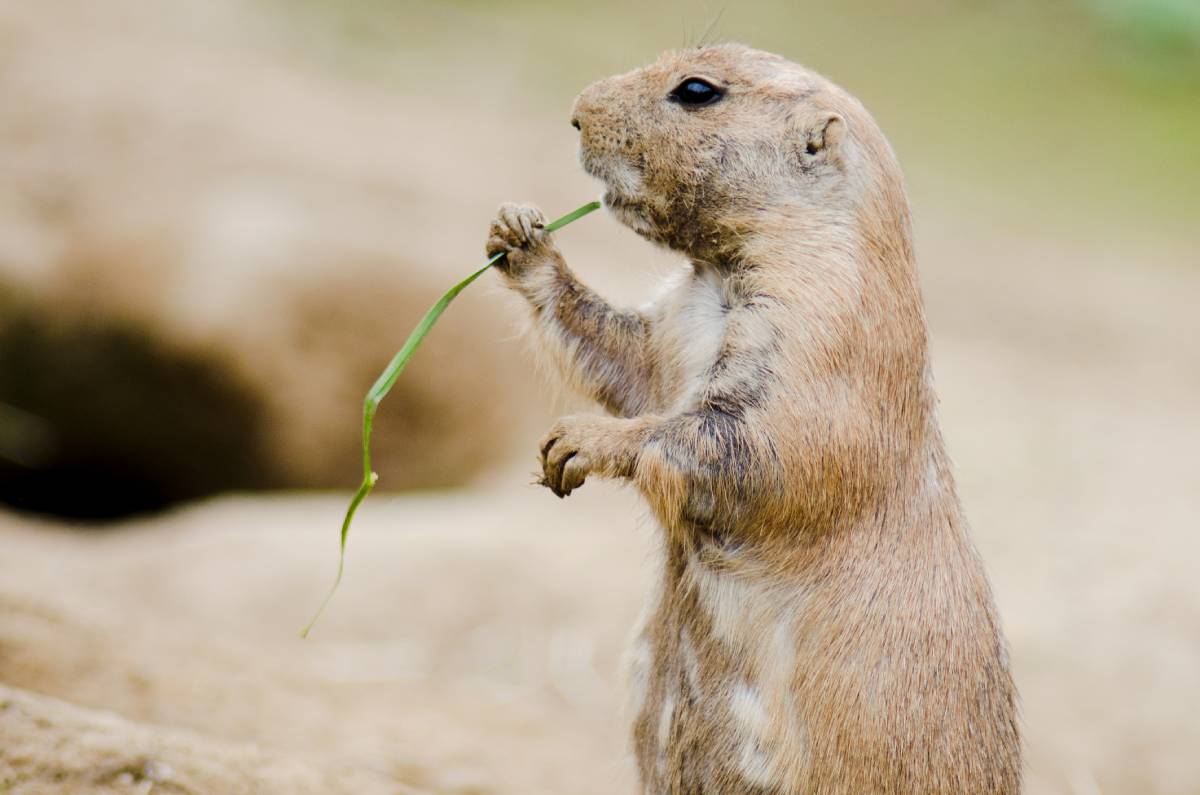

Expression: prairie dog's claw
xmin=486 ymin=202 xmax=550 ymax=267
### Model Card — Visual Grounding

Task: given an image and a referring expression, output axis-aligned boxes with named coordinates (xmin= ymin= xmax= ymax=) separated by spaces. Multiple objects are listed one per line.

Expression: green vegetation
xmin=301 ymin=200 xmax=601 ymax=637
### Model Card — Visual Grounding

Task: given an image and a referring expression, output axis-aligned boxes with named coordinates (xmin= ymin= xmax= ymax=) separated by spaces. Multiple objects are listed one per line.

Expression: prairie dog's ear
xmin=796 ymin=111 xmax=846 ymax=169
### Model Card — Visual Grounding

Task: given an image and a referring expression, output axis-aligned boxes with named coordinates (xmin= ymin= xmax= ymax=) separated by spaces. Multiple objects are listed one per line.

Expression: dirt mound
xmin=0 ymin=0 xmax=544 ymax=519
xmin=0 ymin=489 xmax=651 ymax=795
xmin=0 ymin=685 xmax=420 ymax=795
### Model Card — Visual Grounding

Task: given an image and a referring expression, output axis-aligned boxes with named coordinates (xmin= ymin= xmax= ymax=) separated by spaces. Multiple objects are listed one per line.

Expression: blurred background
xmin=0 ymin=0 xmax=1197 ymax=792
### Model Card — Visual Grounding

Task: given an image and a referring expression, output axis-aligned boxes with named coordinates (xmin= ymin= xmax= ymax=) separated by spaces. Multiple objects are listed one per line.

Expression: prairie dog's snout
xmin=570 ymin=76 xmax=649 ymax=215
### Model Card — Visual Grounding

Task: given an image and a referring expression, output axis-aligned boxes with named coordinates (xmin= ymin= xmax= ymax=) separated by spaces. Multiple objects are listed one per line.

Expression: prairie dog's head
xmin=571 ymin=44 xmax=904 ymax=261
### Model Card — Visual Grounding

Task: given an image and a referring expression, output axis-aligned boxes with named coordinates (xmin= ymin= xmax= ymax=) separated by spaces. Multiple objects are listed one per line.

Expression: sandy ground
xmin=0 ymin=488 xmax=653 ymax=795
xmin=2 ymin=0 xmax=1199 ymax=793
xmin=2 ymin=228 xmax=1199 ymax=794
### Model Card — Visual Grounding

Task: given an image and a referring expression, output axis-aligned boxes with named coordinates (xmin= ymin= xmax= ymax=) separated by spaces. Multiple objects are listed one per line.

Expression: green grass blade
xmin=301 ymin=200 xmax=601 ymax=637
xmin=543 ymin=201 xmax=602 ymax=232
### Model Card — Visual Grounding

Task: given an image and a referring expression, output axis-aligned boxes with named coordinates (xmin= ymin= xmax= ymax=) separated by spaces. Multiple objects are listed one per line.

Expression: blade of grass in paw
xmin=301 ymin=200 xmax=602 ymax=637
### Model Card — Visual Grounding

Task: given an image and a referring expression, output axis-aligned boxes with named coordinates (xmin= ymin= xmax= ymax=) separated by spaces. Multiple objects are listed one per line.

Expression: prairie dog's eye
xmin=668 ymin=78 xmax=722 ymax=107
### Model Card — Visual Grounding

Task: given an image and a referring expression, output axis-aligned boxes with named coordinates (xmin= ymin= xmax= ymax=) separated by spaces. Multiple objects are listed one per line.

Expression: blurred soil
xmin=1 ymin=0 xmax=1198 ymax=793
xmin=0 ymin=0 xmax=551 ymax=518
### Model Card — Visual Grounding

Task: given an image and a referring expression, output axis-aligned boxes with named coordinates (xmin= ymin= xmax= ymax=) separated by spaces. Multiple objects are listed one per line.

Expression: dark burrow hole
xmin=0 ymin=311 xmax=279 ymax=523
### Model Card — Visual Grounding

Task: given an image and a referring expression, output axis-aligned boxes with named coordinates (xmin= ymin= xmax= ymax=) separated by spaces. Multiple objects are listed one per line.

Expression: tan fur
xmin=486 ymin=44 xmax=1020 ymax=795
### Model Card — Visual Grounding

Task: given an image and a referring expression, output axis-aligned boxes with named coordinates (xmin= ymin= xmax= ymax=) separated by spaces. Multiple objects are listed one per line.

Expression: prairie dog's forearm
xmin=625 ymin=299 xmax=781 ymax=536
xmin=635 ymin=390 xmax=777 ymax=542
xmin=507 ymin=256 xmax=658 ymax=417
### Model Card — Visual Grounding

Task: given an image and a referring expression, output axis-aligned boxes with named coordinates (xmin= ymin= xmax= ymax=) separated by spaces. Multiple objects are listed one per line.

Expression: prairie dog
xmin=486 ymin=44 xmax=1019 ymax=795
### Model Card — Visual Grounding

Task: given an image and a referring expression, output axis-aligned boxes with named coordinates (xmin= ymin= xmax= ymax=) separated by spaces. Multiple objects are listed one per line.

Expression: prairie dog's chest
xmin=652 ymin=267 xmax=728 ymax=408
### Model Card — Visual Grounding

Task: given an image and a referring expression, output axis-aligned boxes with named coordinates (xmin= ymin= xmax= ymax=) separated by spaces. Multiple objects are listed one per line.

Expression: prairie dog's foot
xmin=486 ymin=202 xmax=558 ymax=279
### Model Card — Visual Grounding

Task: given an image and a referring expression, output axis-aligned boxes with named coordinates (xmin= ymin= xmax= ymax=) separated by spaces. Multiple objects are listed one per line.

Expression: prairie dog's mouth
xmin=580 ymin=149 xmax=644 ymax=199
xmin=580 ymin=153 xmax=654 ymax=233
xmin=578 ymin=145 xmax=612 ymax=182
xmin=601 ymin=189 xmax=637 ymax=210
xmin=602 ymin=190 xmax=654 ymax=236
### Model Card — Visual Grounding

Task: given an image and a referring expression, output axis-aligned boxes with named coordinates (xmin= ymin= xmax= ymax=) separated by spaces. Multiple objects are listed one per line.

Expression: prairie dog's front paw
xmin=537 ymin=417 xmax=605 ymax=498
xmin=486 ymin=202 xmax=557 ymax=278
xmin=536 ymin=416 xmax=642 ymax=497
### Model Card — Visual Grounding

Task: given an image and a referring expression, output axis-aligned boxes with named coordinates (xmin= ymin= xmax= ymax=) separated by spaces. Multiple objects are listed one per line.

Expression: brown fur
xmin=486 ymin=44 xmax=1020 ymax=795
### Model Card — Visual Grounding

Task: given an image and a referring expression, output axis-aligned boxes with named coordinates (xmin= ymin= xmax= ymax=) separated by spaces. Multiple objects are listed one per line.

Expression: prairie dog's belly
xmin=630 ymin=550 xmax=810 ymax=794
xmin=651 ymin=266 xmax=728 ymax=411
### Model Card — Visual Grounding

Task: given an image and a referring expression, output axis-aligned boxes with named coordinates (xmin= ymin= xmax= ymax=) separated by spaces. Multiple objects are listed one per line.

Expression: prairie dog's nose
xmin=569 ymin=95 xmax=588 ymax=132
xmin=570 ymin=84 xmax=603 ymax=133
